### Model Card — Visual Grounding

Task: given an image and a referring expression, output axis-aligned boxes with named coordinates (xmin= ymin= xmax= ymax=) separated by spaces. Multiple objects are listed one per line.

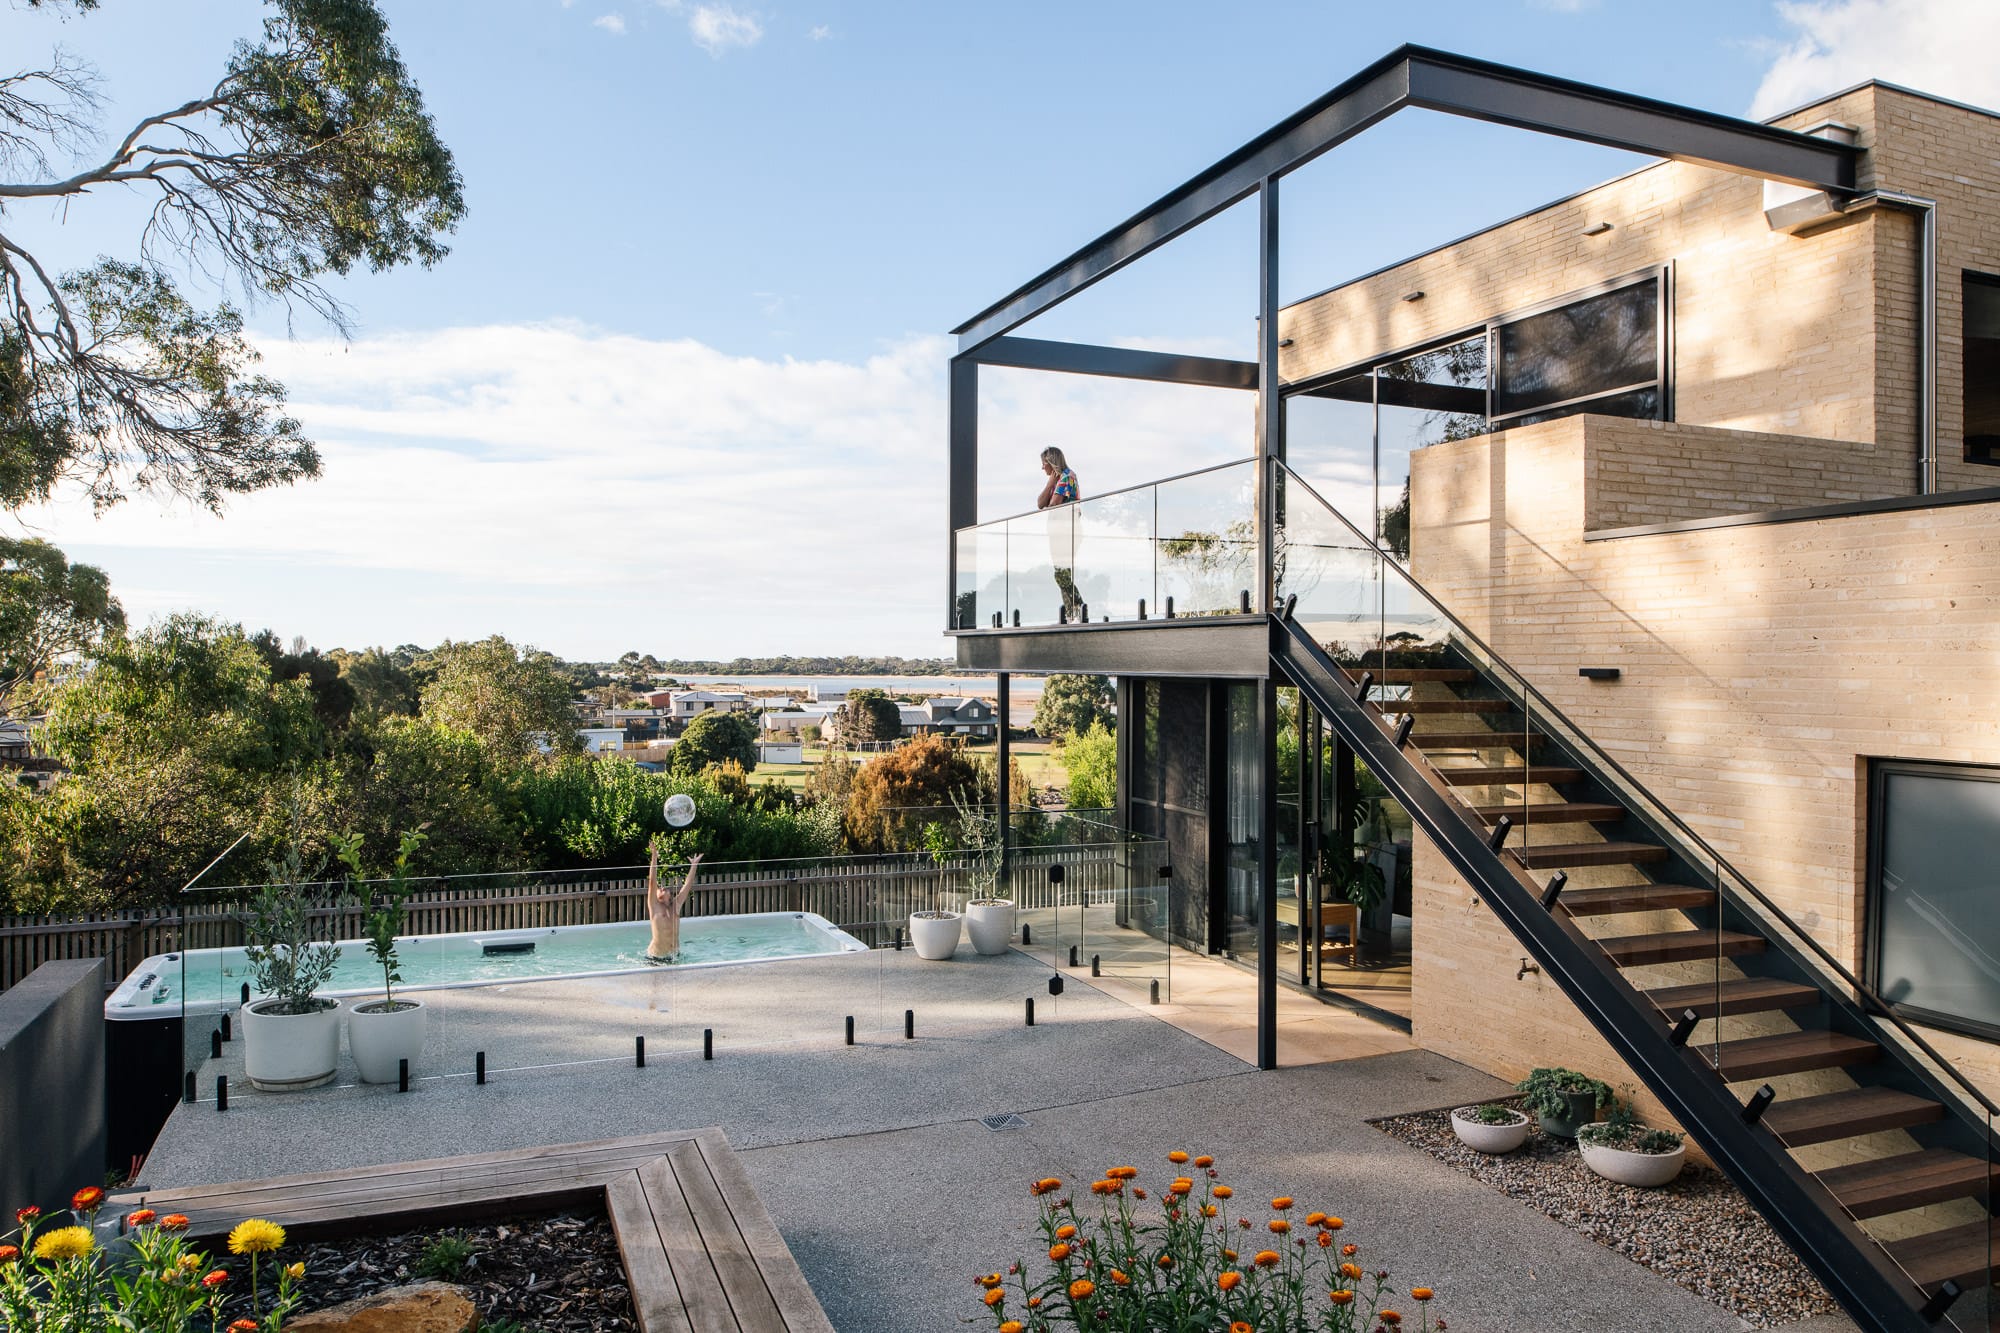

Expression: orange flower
xmin=1268 ymin=1219 xmax=1290 ymax=1234
xmin=1222 ymin=1248 xmax=1238 ymax=1263
xmin=1106 ymin=1166 xmax=1139 ymax=1180
xmin=1329 ymin=1289 xmax=1355 ymax=1305
xmin=1055 ymin=1224 xmax=1077 ymax=1240
xmin=1089 ymin=1180 xmax=1109 ymax=1195
xmin=1218 ymin=1270 xmax=1242 ymax=1292
xmin=1068 ymin=1278 xmax=1094 ymax=1300
xmin=0 ymin=1246 xmax=17 ymax=1264
xmin=1270 ymin=1197 xmax=1293 ymax=1210
xmin=1032 ymin=1178 xmax=1063 ymax=1196
xmin=1049 ymin=1243 xmax=1071 ymax=1261
xmin=1381 ymin=1312 xmax=1403 ymax=1326
xmin=14 ymin=1207 xmax=38 ymax=1224
xmin=1305 ymin=1211 xmax=1327 ymax=1226
xmin=1100 ymin=1179 xmax=1124 ymax=1194
xmin=978 ymin=1273 xmax=1003 ymax=1288
xmin=984 ymin=1288 xmax=1005 ymax=1308
xmin=201 ymin=1270 xmax=227 ymax=1288
xmin=70 ymin=1187 xmax=104 ymax=1212
xmin=1212 ymin=1186 xmax=1233 ymax=1199
xmin=1340 ymin=1263 xmax=1363 ymax=1279
xmin=1167 ymin=1150 xmax=1189 ymax=1164
xmin=1194 ymin=1155 xmax=1214 ymax=1168
xmin=1110 ymin=1268 xmax=1131 ymax=1285
xmin=1341 ymin=1243 xmax=1357 ymax=1256
xmin=1316 ymin=1232 xmax=1334 ymax=1249
xmin=161 ymin=1215 xmax=191 ymax=1231
xmin=1412 ymin=1288 xmax=1434 ymax=1301
xmin=1324 ymin=1216 xmax=1345 ymax=1230
xmin=1170 ymin=1177 xmax=1195 ymax=1194
xmin=1253 ymin=1249 xmax=1281 ymax=1268
xmin=1201 ymin=1204 xmax=1218 ymax=1218
xmin=125 ymin=1209 xmax=157 ymax=1229
xmin=1231 ymin=1324 xmax=1253 ymax=1333
xmin=1000 ymin=1324 xmax=1024 ymax=1333
xmin=229 ymin=1321 xmax=259 ymax=1333
xmin=1156 ymin=1254 xmax=1174 ymax=1269
xmin=1028 ymin=1296 xmax=1042 ymax=1309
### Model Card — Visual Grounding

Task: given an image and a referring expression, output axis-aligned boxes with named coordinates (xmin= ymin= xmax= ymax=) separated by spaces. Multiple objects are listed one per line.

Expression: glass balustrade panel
xmin=1070 ymin=487 xmax=1157 ymax=624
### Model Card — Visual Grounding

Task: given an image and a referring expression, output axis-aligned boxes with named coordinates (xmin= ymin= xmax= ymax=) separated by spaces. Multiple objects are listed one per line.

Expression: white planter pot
xmin=1450 ymin=1107 xmax=1531 ymax=1155
xmin=1579 ymin=1137 xmax=1686 ymax=1188
xmin=964 ymin=899 xmax=1015 ymax=956
xmin=347 ymin=998 xmax=429 ymax=1084
xmin=241 ymin=997 xmax=342 ymax=1092
xmin=908 ymin=911 xmax=963 ymax=960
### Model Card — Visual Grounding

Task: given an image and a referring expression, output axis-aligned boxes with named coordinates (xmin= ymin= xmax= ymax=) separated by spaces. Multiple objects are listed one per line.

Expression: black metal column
xmin=948 ymin=355 xmax=978 ymax=629
xmin=1256 ymin=678 xmax=1279 ymax=1070
xmin=1255 ymin=175 xmax=1281 ymax=616
xmin=996 ymin=672 xmax=1012 ymax=864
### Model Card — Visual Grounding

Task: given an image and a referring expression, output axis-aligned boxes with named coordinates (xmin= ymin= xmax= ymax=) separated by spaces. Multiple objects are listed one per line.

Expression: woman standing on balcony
xmin=1037 ymin=447 xmax=1083 ymax=620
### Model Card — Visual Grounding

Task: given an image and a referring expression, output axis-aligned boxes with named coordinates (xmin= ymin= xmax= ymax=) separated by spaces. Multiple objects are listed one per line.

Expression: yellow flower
xmin=31 ymin=1226 xmax=93 ymax=1261
xmin=984 ymin=1287 xmax=1005 ymax=1307
xmin=286 ymin=1262 xmax=306 ymax=1281
xmin=227 ymin=1218 xmax=286 ymax=1255
xmin=178 ymin=1254 xmax=203 ymax=1273
xmin=1068 ymin=1278 xmax=1094 ymax=1299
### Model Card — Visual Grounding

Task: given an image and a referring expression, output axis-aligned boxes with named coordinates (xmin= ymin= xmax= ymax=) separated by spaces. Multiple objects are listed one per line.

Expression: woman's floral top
xmin=1051 ymin=468 xmax=1078 ymax=504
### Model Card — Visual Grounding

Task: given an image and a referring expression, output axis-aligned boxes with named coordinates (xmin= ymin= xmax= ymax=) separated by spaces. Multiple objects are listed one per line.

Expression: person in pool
xmin=645 ymin=847 xmax=702 ymax=962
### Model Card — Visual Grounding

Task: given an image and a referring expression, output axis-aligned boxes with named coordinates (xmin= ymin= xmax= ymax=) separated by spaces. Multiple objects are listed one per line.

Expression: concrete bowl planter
xmin=1450 ymin=1104 xmax=1531 ymax=1155
xmin=908 ymin=910 xmax=963 ymax=960
xmin=241 ymin=997 xmax=343 ymax=1091
xmin=963 ymin=899 xmax=1015 ymax=956
xmin=347 ymin=998 xmax=428 ymax=1084
xmin=1577 ymin=1124 xmax=1687 ymax=1187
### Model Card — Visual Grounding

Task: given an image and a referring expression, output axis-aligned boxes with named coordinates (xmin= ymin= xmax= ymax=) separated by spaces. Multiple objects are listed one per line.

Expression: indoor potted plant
xmin=1450 ymin=1101 xmax=1532 ymax=1154
xmin=240 ymin=843 xmax=344 ymax=1092
xmin=336 ymin=827 xmax=428 ymax=1084
xmin=1578 ymin=1100 xmax=1687 ymax=1187
xmin=1514 ymin=1067 xmax=1613 ymax=1139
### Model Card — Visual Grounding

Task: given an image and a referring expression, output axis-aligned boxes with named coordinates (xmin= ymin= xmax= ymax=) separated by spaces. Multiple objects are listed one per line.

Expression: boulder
xmin=286 ymin=1280 xmax=477 ymax=1333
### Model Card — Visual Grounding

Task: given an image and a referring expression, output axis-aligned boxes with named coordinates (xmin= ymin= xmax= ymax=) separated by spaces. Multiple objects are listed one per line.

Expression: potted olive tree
xmin=240 ymin=844 xmax=344 ymax=1092
xmin=1515 ymin=1067 xmax=1613 ymax=1138
xmin=337 ymin=828 xmax=428 ymax=1084
xmin=951 ymin=788 xmax=1014 ymax=956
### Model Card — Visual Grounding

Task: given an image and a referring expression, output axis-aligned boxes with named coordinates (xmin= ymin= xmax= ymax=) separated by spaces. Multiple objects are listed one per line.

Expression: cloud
xmin=1750 ymin=0 xmax=2000 ymax=119
xmin=809 ymin=24 xmax=831 ymax=40
xmin=591 ymin=12 xmax=626 ymax=33
xmin=688 ymin=3 xmax=762 ymax=56
xmin=1528 ymin=0 xmax=1597 ymax=11
xmin=19 ymin=324 xmax=1252 ymax=658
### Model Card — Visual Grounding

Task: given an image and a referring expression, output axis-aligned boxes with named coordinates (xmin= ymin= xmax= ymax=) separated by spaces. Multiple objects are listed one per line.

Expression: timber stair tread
xmin=1598 ymin=929 xmax=1765 ymax=966
xmin=1473 ymin=802 xmax=1625 ymax=825
xmin=1883 ymin=1215 xmax=2000 ymax=1291
xmin=1411 ymin=730 xmax=1538 ymax=750
xmin=1762 ymin=1088 xmax=1944 ymax=1147
xmin=1647 ymin=976 xmax=1819 ymax=1016
xmin=1699 ymin=1030 xmax=1881 ymax=1080
xmin=1438 ymin=765 xmax=1583 ymax=786
xmin=1371 ymin=699 xmax=1512 ymax=714
xmin=1510 ymin=841 xmax=1672 ymax=868
xmin=1817 ymin=1149 xmax=2000 ymax=1219
xmin=1560 ymin=884 xmax=1716 ymax=915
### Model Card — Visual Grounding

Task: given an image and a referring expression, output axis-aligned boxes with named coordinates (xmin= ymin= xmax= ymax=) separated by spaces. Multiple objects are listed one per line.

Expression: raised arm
xmin=1036 ymin=468 xmax=1057 ymax=509
xmin=671 ymin=853 xmax=703 ymax=910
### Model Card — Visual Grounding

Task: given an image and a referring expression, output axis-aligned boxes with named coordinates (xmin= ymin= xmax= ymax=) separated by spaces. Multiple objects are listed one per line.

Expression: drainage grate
xmin=981 ymin=1113 xmax=1030 ymax=1132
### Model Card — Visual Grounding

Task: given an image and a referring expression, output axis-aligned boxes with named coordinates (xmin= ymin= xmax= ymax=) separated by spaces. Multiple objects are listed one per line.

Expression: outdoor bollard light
xmin=1068 ymin=944 xmax=1079 ymax=968
xmin=1024 ymin=997 xmax=1035 ymax=1027
xmin=1091 ymin=954 xmax=1101 ymax=977
xmin=845 ymin=1015 xmax=855 ymax=1046
xmin=220 ymin=1013 xmax=231 ymax=1042
xmin=1150 ymin=979 xmax=1160 ymax=1005
xmin=210 ymin=1029 xmax=222 ymax=1060
xmin=703 ymin=1028 xmax=714 ymax=1060
xmin=636 ymin=1036 xmax=646 ymax=1068
xmin=215 ymin=1076 xmax=227 ymax=1112
xmin=1137 ymin=598 xmax=1147 ymax=620
xmin=904 ymin=1009 xmax=914 ymax=1040
xmin=183 ymin=1072 xmax=196 ymax=1105
xmin=398 ymin=1058 xmax=410 ymax=1093
xmin=476 ymin=1051 xmax=486 ymax=1085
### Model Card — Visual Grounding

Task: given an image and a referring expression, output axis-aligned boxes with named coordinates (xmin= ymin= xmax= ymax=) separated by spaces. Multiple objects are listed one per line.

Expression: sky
xmin=4 ymin=0 xmax=1997 ymax=661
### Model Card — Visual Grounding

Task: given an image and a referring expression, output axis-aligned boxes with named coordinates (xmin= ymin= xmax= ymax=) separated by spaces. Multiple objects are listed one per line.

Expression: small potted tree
xmin=240 ymin=843 xmax=344 ymax=1092
xmin=1578 ymin=1098 xmax=1687 ymax=1187
xmin=1450 ymin=1102 xmax=1532 ymax=1154
xmin=1514 ymin=1067 xmax=1613 ymax=1139
xmin=337 ymin=828 xmax=428 ymax=1085
xmin=952 ymin=788 xmax=1014 ymax=956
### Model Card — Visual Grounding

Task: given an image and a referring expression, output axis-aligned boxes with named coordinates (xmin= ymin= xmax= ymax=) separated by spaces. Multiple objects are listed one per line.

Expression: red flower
xmin=228 ymin=1321 xmax=259 ymax=1332
xmin=201 ymin=1270 xmax=228 ymax=1288
xmin=13 ymin=1207 xmax=38 ymax=1224
xmin=0 ymin=1246 xmax=18 ymax=1264
xmin=70 ymin=1187 xmax=104 ymax=1212
xmin=124 ymin=1209 xmax=157 ymax=1230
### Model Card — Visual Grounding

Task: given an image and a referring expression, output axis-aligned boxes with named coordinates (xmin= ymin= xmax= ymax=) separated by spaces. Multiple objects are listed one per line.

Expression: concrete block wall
xmin=0 ymin=959 xmax=107 ymax=1219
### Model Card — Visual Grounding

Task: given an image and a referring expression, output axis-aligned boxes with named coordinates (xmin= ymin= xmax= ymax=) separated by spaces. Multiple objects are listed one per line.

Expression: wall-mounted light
xmin=1277 ymin=338 xmax=1294 ymax=348
xmin=1579 ymin=667 xmax=1621 ymax=681
xmin=1582 ymin=221 xmax=1615 ymax=236
xmin=1401 ymin=290 xmax=1425 ymax=303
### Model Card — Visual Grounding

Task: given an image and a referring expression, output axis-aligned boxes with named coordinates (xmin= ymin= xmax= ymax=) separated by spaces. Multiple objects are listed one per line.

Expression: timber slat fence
xmin=0 ymin=843 xmax=1145 ymax=994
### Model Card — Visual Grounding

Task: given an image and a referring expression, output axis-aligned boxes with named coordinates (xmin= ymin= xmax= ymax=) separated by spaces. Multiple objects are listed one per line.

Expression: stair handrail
xmin=1272 ymin=457 xmax=2000 ymax=1121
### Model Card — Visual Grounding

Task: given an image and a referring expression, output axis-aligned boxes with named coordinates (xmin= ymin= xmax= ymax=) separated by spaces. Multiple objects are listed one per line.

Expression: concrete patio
xmin=141 ymin=946 xmax=1857 ymax=1333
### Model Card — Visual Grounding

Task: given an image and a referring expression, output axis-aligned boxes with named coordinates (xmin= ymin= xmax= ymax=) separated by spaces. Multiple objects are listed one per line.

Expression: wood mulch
xmin=210 ymin=1208 xmax=636 ymax=1333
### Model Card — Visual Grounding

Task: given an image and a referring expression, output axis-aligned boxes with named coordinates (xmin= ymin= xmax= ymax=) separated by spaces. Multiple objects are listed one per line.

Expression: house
xmin=597 ymin=708 xmax=670 ymax=744
xmin=761 ymin=704 xmax=837 ymax=735
xmin=576 ymin=728 xmax=624 ymax=754
xmin=667 ymin=690 xmax=751 ymax=722
xmin=945 ymin=46 xmax=2000 ymax=1327
xmin=905 ymin=696 xmax=996 ymax=739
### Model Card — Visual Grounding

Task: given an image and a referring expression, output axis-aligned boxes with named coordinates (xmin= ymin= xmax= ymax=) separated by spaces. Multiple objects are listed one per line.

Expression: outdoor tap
xmin=1516 ymin=958 xmax=1540 ymax=981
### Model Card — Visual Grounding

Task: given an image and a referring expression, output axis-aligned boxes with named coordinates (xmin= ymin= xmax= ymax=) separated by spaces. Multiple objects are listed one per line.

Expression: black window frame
xmin=1865 ymin=757 xmax=2000 ymax=1041
xmin=1961 ymin=270 xmax=2000 ymax=466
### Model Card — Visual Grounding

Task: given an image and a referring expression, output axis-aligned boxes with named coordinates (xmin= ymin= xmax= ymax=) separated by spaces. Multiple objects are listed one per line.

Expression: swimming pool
xmin=105 ymin=912 xmax=870 ymax=1020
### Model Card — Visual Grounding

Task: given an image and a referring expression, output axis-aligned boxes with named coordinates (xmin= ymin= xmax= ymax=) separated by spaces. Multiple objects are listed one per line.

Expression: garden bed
xmin=1371 ymin=1105 xmax=1838 ymax=1328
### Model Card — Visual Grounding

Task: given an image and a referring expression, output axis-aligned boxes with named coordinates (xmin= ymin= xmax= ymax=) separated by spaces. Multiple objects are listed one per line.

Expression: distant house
xmin=576 ymin=727 xmax=624 ymax=753
xmin=909 ymin=696 xmax=996 ymax=739
xmin=668 ymin=690 xmax=751 ymax=722
xmin=598 ymin=708 xmax=670 ymax=744
xmin=761 ymin=704 xmax=838 ymax=735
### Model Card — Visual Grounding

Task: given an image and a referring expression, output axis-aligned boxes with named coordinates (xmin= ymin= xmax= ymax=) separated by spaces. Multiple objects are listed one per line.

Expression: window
xmin=1868 ymin=760 xmax=2000 ymax=1038
xmin=1963 ymin=273 xmax=2000 ymax=465
xmin=1490 ymin=276 xmax=1663 ymax=427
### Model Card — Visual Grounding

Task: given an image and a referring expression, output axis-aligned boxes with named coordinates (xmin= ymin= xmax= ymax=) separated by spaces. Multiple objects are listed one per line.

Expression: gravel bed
xmin=1372 ymin=1105 xmax=1838 ymax=1329
xmin=210 ymin=1208 xmax=635 ymax=1333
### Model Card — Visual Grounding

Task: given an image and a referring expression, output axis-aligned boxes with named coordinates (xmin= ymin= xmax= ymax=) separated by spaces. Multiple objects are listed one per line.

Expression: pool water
xmin=108 ymin=913 xmax=868 ymax=1017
